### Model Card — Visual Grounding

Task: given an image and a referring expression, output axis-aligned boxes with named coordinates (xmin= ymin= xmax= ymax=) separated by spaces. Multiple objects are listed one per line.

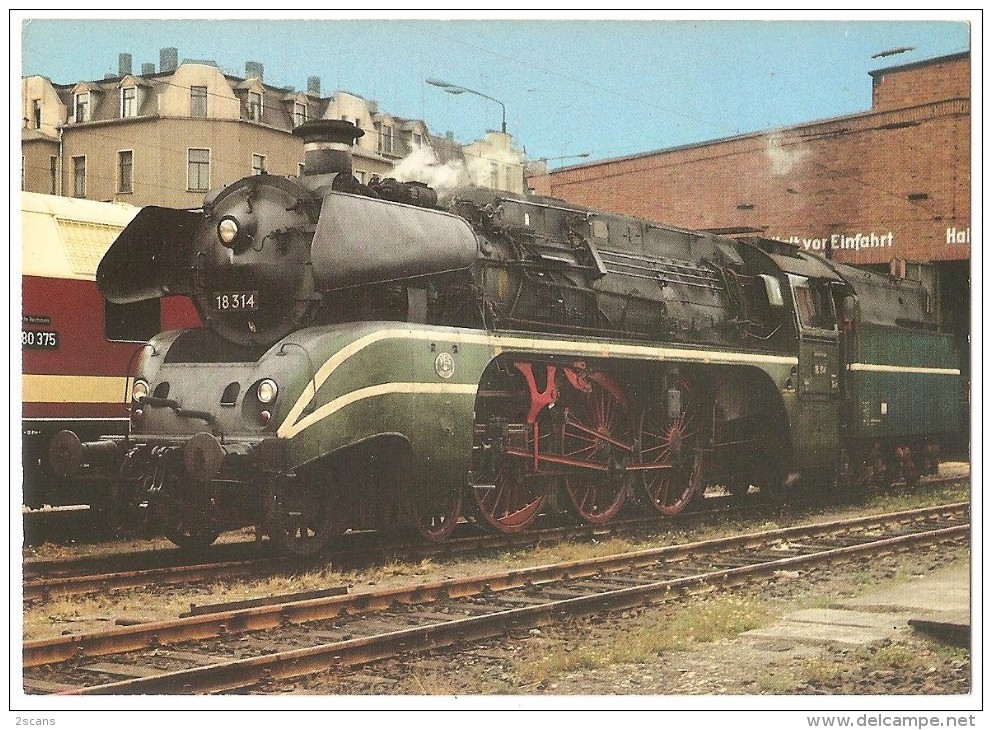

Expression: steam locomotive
xmin=48 ymin=119 xmax=963 ymax=555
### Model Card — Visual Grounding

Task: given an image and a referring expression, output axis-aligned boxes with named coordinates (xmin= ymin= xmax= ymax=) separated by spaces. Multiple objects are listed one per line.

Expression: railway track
xmin=23 ymin=472 xmax=969 ymax=601
xmin=22 ymin=501 xmax=736 ymax=601
xmin=22 ymin=502 xmax=969 ymax=695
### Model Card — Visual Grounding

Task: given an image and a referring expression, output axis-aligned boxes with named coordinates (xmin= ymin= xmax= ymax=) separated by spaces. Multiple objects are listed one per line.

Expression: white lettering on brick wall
xmin=945 ymin=227 xmax=971 ymax=244
xmin=785 ymin=232 xmax=894 ymax=252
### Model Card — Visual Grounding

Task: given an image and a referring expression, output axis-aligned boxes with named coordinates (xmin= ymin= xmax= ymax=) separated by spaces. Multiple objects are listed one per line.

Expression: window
xmin=252 ymin=154 xmax=266 ymax=176
xmin=74 ymin=93 xmax=90 ymax=123
xmin=354 ymin=169 xmax=367 ymax=184
xmin=191 ymin=86 xmax=207 ymax=117
xmin=293 ymin=101 xmax=307 ymax=127
xmin=298 ymin=163 xmax=306 ymax=177
xmin=121 ymin=86 xmax=137 ymax=118
xmin=379 ymin=124 xmax=394 ymax=154
xmin=32 ymin=99 xmax=42 ymax=129
xmin=412 ymin=132 xmax=423 ymax=149
xmin=118 ymin=150 xmax=134 ymax=193
xmin=247 ymin=91 xmax=262 ymax=122
xmin=49 ymin=157 xmax=58 ymax=195
xmin=187 ymin=148 xmax=210 ymax=192
xmin=791 ymin=277 xmax=836 ymax=331
xmin=72 ymin=156 xmax=86 ymax=198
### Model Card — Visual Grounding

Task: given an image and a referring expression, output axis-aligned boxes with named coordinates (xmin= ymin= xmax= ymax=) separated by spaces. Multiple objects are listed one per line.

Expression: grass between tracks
xmin=509 ymin=596 xmax=772 ymax=687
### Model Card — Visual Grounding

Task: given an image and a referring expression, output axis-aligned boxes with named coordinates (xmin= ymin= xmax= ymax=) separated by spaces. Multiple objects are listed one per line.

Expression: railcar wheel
xmin=110 ymin=453 xmax=155 ymax=538
xmin=266 ymin=477 xmax=335 ymax=556
xmin=638 ymin=379 xmax=701 ymax=516
xmin=163 ymin=522 xmax=220 ymax=551
xmin=471 ymin=364 xmax=554 ymax=533
xmin=409 ymin=487 xmax=462 ymax=543
xmin=895 ymin=447 xmax=921 ymax=487
xmin=158 ymin=474 xmax=222 ymax=551
xmin=560 ymin=372 xmax=633 ymax=525
xmin=473 ymin=463 xmax=552 ymax=533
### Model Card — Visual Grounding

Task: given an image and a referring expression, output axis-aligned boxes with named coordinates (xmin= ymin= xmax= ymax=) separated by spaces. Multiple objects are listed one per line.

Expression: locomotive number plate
xmin=213 ymin=291 xmax=259 ymax=311
xmin=22 ymin=329 xmax=59 ymax=349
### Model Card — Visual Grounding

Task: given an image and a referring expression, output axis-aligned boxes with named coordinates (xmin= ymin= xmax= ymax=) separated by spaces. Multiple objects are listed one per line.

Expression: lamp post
xmin=534 ymin=153 xmax=591 ymax=166
xmin=426 ymin=78 xmax=507 ymax=134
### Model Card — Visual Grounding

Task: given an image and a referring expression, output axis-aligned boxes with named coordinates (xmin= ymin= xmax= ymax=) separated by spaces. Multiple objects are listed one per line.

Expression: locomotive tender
xmin=49 ymin=120 xmax=962 ymax=554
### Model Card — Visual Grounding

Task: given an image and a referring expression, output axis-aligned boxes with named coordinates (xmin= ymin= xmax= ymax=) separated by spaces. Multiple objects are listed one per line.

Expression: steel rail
xmin=21 ymin=510 xmax=705 ymax=599
xmin=22 ymin=471 xmax=969 ymax=601
xmin=29 ymin=479 xmax=832 ymax=597
xmin=22 ymin=557 xmax=292 ymax=601
xmin=62 ymin=520 xmax=968 ymax=695
xmin=23 ymin=502 xmax=968 ymax=669
xmin=24 ymin=472 xmax=968 ymax=578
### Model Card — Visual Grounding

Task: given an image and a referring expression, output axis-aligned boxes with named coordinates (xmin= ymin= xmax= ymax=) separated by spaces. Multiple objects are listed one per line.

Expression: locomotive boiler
xmin=49 ymin=120 xmax=963 ymax=554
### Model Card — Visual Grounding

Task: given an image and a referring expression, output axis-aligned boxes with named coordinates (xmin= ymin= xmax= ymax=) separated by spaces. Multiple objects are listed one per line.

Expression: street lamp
xmin=426 ymin=78 xmax=507 ymax=134
xmin=534 ymin=153 xmax=591 ymax=166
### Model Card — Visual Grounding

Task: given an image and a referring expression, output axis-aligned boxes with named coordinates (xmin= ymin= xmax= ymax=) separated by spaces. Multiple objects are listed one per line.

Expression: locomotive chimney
xmin=292 ymin=119 xmax=364 ymax=177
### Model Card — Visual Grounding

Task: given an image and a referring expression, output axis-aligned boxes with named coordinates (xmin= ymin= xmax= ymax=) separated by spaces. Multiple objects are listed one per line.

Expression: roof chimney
xmin=119 ymin=53 xmax=133 ymax=77
xmin=160 ymin=47 xmax=178 ymax=73
xmin=292 ymin=119 xmax=363 ymax=177
xmin=141 ymin=62 xmax=156 ymax=75
xmin=307 ymin=75 xmax=321 ymax=97
xmin=245 ymin=61 xmax=264 ymax=81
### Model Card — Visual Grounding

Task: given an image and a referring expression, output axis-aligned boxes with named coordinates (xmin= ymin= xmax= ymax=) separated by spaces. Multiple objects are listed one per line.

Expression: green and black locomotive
xmin=49 ymin=120 xmax=963 ymax=554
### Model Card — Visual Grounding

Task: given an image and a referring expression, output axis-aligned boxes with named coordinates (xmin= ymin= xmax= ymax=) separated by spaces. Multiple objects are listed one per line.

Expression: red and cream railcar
xmin=21 ymin=192 xmax=200 ymax=508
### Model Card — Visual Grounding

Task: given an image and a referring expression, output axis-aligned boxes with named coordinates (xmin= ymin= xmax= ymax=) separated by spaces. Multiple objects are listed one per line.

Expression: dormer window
xmin=379 ymin=124 xmax=394 ymax=154
xmin=121 ymin=86 xmax=137 ymax=118
xmin=32 ymin=99 xmax=42 ymax=129
xmin=74 ymin=92 xmax=90 ymax=123
xmin=248 ymin=91 xmax=263 ymax=122
xmin=293 ymin=101 xmax=307 ymax=127
xmin=412 ymin=132 xmax=424 ymax=149
xmin=191 ymin=86 xmax=207 ymax=117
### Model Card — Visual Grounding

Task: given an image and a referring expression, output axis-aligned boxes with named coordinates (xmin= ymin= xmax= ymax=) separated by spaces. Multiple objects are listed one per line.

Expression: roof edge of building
xmin=538 ymin=95 xmax=969 ymax=177
xmin=868 ymin=50 xmax=970 ymax=78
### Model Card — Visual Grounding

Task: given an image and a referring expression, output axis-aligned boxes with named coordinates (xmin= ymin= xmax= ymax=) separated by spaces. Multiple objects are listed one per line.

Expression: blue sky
xmin=18 ymin=13 xmax=972 ymax=165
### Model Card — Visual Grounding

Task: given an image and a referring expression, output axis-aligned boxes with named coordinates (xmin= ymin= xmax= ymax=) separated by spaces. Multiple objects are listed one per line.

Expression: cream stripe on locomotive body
xmin=22 ymin=374 xmax=131 ymax=403
xmin=277 ymin=327 xmax=799 ymax=439
xmin=847 ymin=363 xmax=961 ymax=376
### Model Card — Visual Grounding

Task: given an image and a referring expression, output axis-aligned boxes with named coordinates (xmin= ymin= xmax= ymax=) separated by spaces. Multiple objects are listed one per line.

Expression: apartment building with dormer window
xmin=21 ymin=48 xmax=441 ymax=208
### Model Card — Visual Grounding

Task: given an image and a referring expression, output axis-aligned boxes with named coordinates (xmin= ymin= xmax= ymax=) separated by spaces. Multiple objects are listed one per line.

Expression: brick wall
xmin=530 ymin=54 xmax=971 ymax=266
xmin=871 ymin=53 xmax=970 ymax=111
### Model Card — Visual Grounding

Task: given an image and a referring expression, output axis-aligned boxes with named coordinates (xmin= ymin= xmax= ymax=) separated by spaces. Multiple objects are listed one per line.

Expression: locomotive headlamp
xmin=131 ymin=379 xmax=150 ymax=402
xmin=217 ymin=216 xmax=240 ymax=247
xmin=256 ymin=379 xmax=279 ymax=404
